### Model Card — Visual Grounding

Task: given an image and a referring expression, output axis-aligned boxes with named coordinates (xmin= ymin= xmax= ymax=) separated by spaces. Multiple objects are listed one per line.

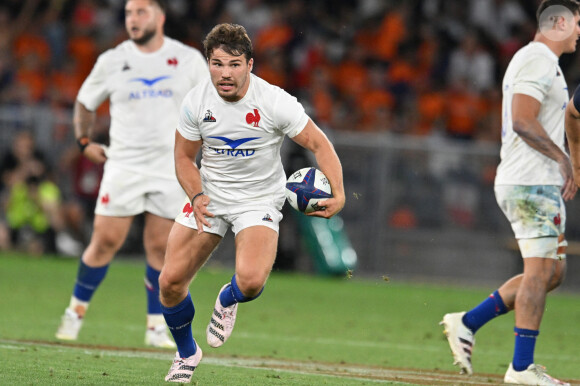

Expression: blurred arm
xmin=174 ymin=130 xmax=212 ymax=231
xmin=512 ymin=93 xmax=576 ymax=200
xmin=73 ymin=100 xmax=107 ymax=164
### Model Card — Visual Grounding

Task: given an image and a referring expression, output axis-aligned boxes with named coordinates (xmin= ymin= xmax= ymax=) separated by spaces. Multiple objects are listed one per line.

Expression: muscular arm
xmin=512 ymin=93 xmax=576 ymax=200
xmin=565 ymin=95 xmax=580 ymax=186
xmin=291 ymin=119 xmax=345 ymax=218
xmin=174 ymin=130 xmax=212 ymax=231
xmin=73 ymin=100 xmax=107 ymax=163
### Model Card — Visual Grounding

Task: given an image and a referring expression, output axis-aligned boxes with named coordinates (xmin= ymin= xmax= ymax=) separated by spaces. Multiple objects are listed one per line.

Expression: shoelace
xmin=222 ymin=308 xmax=235 ymax=329
xmin=531 ymin=365 xmax=563 ymax=384
xmin=169 ymin=358 xmax=184 ymax=372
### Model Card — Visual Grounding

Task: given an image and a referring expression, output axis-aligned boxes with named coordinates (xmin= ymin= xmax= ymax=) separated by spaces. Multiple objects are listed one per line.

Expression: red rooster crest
xmin=183 ymin=202 xmax=193 ymax=217
xmin=246 ymin=109 xmax=260 ymax=127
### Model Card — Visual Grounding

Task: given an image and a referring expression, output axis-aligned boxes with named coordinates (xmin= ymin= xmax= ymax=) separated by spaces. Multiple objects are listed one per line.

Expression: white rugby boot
xmin=206 ymin=284 xmax=238 ymax=348
xmin=165 ymin=345 xmax=202 ymax=383
xmin=504 ymin=363 xmax=570 ymax=385
xmin=145 ymin=324 xmax=176 ymax=349
xmin=440 ymin=311 xmax=475 ymax=375
xmin=55 ymin=308 xmax=83 ymax=340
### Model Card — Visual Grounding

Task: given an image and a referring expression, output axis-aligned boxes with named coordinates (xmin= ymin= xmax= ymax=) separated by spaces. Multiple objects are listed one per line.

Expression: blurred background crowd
xmin=2 ymin=0 xmax=580 ymax=265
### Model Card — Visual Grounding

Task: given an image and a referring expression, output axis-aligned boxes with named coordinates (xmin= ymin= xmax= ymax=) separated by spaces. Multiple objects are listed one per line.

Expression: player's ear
xmin=248 ymin=58 xmax=254 ymax=73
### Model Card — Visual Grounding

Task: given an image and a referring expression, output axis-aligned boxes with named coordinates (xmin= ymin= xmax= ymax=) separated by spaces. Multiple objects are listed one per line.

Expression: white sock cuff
xmin=69 ymin=296 xmax=89 ymax=311
xmin=147 ymin=313 xmax=166 ymax=328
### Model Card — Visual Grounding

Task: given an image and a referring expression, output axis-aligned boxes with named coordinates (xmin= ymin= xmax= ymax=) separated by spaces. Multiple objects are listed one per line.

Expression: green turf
xmin=1 ymin=252 xmax=579 ymax=384
xmin=2 ymin=342 xmax=395 ymax=385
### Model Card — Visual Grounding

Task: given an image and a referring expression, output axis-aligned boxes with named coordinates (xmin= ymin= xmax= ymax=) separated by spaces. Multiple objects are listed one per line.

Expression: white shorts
xmin=175 ymin=196 xmax=283 ymax=237
xmin=95 ymin=165 xmax=185 ymax=218
xmin=495 ymin=185 xmax=567 ymax=259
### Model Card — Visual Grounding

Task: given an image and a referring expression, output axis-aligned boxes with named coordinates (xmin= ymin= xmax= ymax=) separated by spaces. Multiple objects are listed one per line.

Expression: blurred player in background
xmin=55 ymin=0 xmax=208 ymax=348
xmin=441 ymin=1 xmax=580 ymax=384
xmin=158 ymin=23 xmax=345 ymax=382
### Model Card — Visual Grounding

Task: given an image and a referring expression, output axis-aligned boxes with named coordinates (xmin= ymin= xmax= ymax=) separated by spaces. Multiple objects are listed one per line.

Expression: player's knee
xmin=235 ymin=274 xmax=265 ymax=299
xmin=158 ymin=270 xmax=185 ymax=300
xmin=90 ymin=229 xmax=124 ymax=255
xmin=548 ymin=263 xmax=567 ymax=291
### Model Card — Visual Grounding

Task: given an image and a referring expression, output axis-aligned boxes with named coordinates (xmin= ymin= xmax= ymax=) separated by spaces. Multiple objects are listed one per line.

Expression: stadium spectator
xmin=1 ymin=130 xmax=49 ymax=192
xmin=444 ymin=77 xmax=487 ymax=140
xmin=332 ymin=44 xmax=368 ymax=100
xmin=0 ymin=0 xmax=38 ymax=54
xmin=0 ymin=50 xmax=15 ymax=102
xmin=305 ymin=66 xmax=336 ymax=126
xmin=3 ymin=0 xmax=568 ymax=145
xmin=357 ymin=64 xmax=395 ymax=132
xmin=373 ymin=4 xmax=408 ymax=63
xmin=0 ymin=130 xmax=80 ymax=256
xmin=159 ymin=23 xmax=345 ymax=382
xmin=414 ymin=78 xmax=446 ymax=136
xmin=469 ymin=0 xmax=528 ymax=44
xmin=441 ymin=1 xmax=580 ymax=385
xmin=54 ymin=0 xmax=209 ymax=350
xmin=447 ymin=31 xmax=496 ymax=93
xmin=223 ymin=0 xmax=271 ymax=39
xmin=253 ymin=6 xmax=294 ymax=56
xmin=254 ymin=48 xmax=290 ymax=90
xmin=387 ymin=42 xmax=419 ymax=108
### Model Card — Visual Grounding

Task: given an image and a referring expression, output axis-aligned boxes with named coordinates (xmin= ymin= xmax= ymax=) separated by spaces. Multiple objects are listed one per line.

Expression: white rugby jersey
xmin=177 ymin=73 xmax=309 ymax=206
xmin=77 ymin=37 xmax=208 ymax=178
xmin=495 ymin=42 xmax=569 ymax=187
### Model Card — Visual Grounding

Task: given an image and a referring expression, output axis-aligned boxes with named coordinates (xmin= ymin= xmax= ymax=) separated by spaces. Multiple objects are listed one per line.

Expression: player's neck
xmin=135 ymin=33 xmax=164 ymax=54
xmin=533 ymin=32 xmax=564 ymax=58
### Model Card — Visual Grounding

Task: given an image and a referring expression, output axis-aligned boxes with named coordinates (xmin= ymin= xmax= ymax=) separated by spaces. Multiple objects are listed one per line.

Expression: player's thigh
xmin=85 ymin=215 xmax=134 ymax=264
xmin=162 ymin=222 xmax=222 ymax=285
xmin=234 ymin=225 xmax=279 ymax=288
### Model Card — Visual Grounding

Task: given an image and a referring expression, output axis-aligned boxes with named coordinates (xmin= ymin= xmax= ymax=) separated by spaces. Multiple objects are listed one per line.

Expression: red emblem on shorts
xmin=554 ymin=214 xmax=561 ymax=226
xmin=101 ymin=193 xmax=109 ymax=205
xmin=246 ymin=109 xmax=260 ymax=127
xmin=183 ymin=202 xmax=193 ymax=217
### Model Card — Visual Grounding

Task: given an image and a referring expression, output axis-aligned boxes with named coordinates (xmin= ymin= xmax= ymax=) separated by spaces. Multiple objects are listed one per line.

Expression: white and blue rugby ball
xmin=285 ymin=167 xmax=332 ymax=213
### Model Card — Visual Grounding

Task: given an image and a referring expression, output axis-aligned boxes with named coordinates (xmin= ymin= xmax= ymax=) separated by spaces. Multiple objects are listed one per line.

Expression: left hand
xmin=307 ymin=193 xmax=345 ymax=218
xmin=559 ymin=157 xmax=578 ymax=201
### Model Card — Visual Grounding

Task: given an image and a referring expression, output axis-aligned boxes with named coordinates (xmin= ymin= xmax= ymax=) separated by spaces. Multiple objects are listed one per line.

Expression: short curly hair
xmin=203 ymin=23 xmax=253 ymax=62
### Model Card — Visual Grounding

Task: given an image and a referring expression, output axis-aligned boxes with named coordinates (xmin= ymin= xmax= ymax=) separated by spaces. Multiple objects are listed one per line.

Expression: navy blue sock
xmin=73 ymin=260 xmax=109 ymax=302
xmin=161 ymin=293 xmax=197 ymax=358
xmin=144 ymin=265 xmax=162 ymax=314
xmin=512 ymin=327 xmax=539 ymax=371
xmin=219 ymin=274 xmax=264 ymax=307
xmin=462 ymin=290 xmax=508 ymax=333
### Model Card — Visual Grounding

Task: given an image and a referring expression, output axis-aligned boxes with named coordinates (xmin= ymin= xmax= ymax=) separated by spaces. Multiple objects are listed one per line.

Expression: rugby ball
xmin=285 ymin=167 xmax=332 ymax=213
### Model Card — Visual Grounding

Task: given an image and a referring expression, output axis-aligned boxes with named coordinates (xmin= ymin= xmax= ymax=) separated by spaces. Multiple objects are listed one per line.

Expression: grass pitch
xmin=1 ymin=252 xmax=579 ymax=385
